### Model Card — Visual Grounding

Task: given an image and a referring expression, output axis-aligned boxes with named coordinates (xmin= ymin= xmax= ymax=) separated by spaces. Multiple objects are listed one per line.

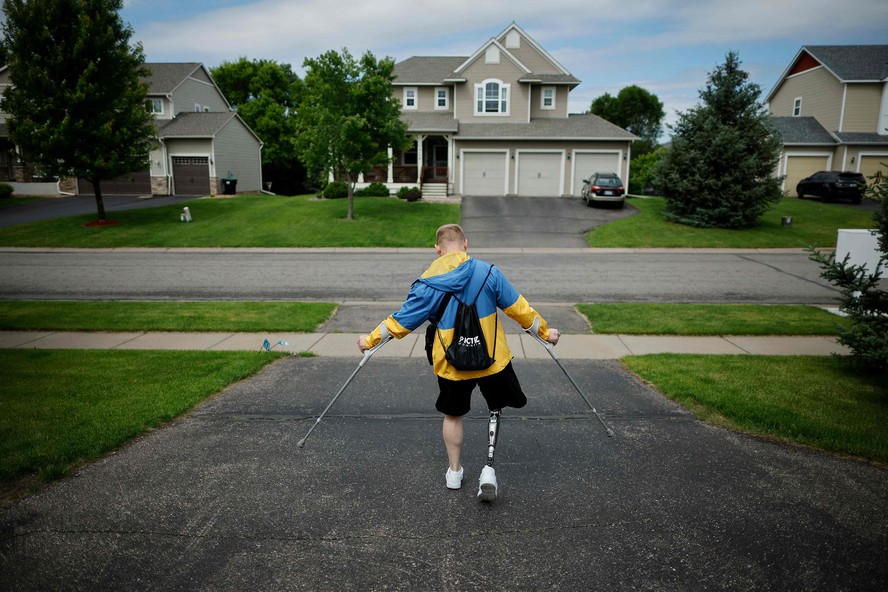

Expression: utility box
xmin=836 ymin=229 xmax=881 ymax=273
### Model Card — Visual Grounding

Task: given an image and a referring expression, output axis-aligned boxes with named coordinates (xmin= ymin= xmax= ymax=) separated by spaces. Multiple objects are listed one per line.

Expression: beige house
xmin=0 ymin=62 xmax=263 ymax=196
xmin=364 ymin=22 xmax=636 ymax=198
xmin=766 ymin=45 xmax=888 ymax=196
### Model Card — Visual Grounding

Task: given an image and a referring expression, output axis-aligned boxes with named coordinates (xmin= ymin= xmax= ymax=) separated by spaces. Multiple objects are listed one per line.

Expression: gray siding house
xmin=364 ymin=22 xmax=636 ymax=198
xmin=0 ymin=62 xmax=263 ymax=196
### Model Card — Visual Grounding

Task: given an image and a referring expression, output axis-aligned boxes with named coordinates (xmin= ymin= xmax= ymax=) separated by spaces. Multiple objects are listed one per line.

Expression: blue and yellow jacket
xmin=365 ymin=251 xmax=551 ymax=380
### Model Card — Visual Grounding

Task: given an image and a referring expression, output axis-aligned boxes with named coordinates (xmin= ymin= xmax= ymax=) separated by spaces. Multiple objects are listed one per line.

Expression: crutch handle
xmin=523 ymin=317 xmax=553 ymax=351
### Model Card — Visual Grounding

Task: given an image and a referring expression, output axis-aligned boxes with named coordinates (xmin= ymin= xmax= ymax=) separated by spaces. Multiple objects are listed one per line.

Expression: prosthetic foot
xmin=478 ymin=410 xmax=501 ymax=502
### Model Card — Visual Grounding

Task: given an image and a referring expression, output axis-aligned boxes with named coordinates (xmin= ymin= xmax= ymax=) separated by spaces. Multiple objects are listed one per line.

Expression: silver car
xmin=581 ymin=172 xmax=625 ymax=208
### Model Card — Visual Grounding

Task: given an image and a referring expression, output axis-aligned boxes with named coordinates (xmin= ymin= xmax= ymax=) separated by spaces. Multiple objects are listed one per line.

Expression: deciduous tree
xmin=1 ymin=0 xmax=156 ymax=221
xmin=295 ymin=49 xmax=410 ymax=220
xmin=589 ymin=85 xmax=665 ymax=153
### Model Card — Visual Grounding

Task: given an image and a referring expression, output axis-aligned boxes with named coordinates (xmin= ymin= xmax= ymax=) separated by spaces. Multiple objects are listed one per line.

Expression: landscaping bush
xmin=321 ymin=181 xmax=348 ymax=199
xmin=397 ymin=186 xmax=422 ymax=201
xmin=0 ymin=183 xmax=13 ymax=199
xmin=354 ymin=182 xmax=390 ymax=197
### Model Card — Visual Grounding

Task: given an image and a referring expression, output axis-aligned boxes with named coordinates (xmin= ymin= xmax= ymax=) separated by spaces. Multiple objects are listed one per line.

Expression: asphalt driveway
xmin=460 ymin=195 xmax=637 ymax=248
xmin=0 ymin=194 xmax=201 ymax=228
xmin=2 ymin=356 xmax=885 ymax=590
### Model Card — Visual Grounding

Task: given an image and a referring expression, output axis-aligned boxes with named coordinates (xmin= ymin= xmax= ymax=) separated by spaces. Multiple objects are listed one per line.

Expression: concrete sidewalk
xmin=0 ymin=329 xmax=850 ymax=358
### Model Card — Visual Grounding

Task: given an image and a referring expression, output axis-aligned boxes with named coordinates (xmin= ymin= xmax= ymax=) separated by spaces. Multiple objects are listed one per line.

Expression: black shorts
xmin=435 ymin=362 xmax=527 ymax=417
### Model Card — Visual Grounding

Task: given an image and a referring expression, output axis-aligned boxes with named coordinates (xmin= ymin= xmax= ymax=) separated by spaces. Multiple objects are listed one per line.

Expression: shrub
xmin=0 ymin=183 xmax=13 ymax=199
xmin=354 ymin=182 xmax=390 ymax=197
xmin=322 ymin=181 xmax=348 ymax=199
xmin=396 ymin=186 xmax=421 ymax=201
xmin=809 ymin=168 xmax=888 ymax=374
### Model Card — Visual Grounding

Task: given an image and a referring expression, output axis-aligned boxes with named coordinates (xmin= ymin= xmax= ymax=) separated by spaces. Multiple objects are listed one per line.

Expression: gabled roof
xmin=457 ymin=114 xmax=637 ymax=141
xmin=156 ymin=111 xmax=260 ymax=144
xmin=393 ymin=23 xmax=579 ymax=87
xmin=769 ymin=116 xmax=836 ymax=145
xmin=144 ymin=63 xmax=207 ymax=95
xmin=766 ymin=45 xmax=888 ymax=102
xmin=393 ymin=57 xmax=467 ymax=85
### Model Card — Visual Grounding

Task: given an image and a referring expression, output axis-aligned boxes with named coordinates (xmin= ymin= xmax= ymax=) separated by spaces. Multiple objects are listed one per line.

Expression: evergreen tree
xmin=1 ymin=0 xmax=156 ymax=221
xmin=655 ymin=52 xmax=783 ymax=228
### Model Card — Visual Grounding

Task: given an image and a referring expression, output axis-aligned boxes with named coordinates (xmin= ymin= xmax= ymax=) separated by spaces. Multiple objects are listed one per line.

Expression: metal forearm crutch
xmin=524 ymin=317 xmax=614 ymax=437
xmin=297 ymin=325 xmax=393 ymax=449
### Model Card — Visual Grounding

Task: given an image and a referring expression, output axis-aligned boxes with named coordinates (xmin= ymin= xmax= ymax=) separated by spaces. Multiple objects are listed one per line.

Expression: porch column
xmin=446 ymin=135 xmax=454 ymax=186
xmin=416 ymin=134 xmax=426 ymax=184
xmin=387 ymin=146 xmax=394 ymax=183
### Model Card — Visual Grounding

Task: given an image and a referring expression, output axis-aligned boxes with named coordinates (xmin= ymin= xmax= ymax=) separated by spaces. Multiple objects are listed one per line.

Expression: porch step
xmin=422 ymin=183 xmax=448 ymax=198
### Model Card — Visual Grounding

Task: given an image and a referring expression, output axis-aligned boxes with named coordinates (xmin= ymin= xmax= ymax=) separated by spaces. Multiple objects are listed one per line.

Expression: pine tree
xmin=1 ymin=0 xmax=156 ymax=221
xmin=655 ymin=52 xmax=783 ymax=228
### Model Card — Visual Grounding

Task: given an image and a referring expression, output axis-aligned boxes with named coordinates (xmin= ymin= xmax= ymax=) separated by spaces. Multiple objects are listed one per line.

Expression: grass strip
xmin=0 ymin=194 xmax=460 ymax=248
xmin=0 ymin=300 xmax=337 ymax=332
xmin=0 ymin=350 xmax=285 ymax=495
xmin=587 ymin=197 xmax=875 ymax=248
xmin=624 ymin=354 xmax=888 ymax=463
xmin=576 ymin=303 xmax=850 ymax=336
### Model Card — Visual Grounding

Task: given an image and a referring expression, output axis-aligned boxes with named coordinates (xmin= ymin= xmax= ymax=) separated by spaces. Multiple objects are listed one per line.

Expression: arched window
xmin=475 ymin=79 xmax=510 ymax=116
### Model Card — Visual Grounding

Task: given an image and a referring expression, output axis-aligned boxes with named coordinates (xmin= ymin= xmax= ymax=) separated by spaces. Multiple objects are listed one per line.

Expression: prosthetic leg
xmin=478 ymin=409 xmax=501 ymax=502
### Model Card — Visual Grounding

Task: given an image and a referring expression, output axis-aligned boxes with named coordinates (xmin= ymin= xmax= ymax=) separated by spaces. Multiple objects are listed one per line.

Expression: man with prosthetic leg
xmin=359 ymin=224 xmax=560 ymax=503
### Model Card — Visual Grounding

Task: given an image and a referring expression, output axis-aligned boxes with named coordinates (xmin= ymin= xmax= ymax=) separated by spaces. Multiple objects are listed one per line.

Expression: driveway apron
xmin=1 ymin=357 xmax=885 ymax=591
xmin=459 ymin=195 xmax=637 ymax=248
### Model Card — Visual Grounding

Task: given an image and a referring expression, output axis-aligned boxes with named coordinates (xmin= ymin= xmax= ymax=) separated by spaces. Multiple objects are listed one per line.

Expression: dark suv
xmin=796 ymin=171 xmax=866 ymax=204
xmin=581 ymin=172 xmax=625 ymax=207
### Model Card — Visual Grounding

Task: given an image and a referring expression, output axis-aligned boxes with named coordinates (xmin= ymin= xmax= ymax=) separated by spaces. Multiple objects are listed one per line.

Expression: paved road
xmin=2 ymin=357 xmax=885 ymax=591
xmin=0 ymin=248 xmax=839 ymax=304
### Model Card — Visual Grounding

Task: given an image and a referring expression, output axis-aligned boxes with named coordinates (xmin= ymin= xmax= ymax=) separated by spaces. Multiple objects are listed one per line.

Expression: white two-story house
xmin=365 ymin=22 xmax=636 ymax=198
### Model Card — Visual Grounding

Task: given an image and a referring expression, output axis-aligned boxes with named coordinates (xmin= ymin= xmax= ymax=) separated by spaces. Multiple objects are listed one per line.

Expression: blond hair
xmin=435 ymin=224 xmax=466 ymax=246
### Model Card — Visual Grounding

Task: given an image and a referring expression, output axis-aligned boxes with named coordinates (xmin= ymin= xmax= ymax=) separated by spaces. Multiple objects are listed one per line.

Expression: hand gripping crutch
xmin=524 ymin=318 xmax=614 ymax=437
xmin=297 ymin=324 xmax=393 ymax=449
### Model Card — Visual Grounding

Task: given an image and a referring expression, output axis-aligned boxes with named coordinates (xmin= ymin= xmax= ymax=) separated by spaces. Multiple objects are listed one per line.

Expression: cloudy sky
xmin=122 ymin=0 xmax=886 ymax=133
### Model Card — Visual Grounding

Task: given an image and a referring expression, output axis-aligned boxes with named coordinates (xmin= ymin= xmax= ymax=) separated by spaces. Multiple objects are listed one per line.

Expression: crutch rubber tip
xmin=297 ymin=439 xmax=306 ymax=449
xmin=606 ymin=430 xmax=614 ymax=437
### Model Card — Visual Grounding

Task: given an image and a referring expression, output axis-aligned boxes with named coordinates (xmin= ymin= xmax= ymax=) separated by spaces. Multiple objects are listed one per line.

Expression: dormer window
xmin=403 ymin=87 xmax=417 ymax=110
xmin=541 ymin=87 xmax=555 ymax=110
xmin=475 ymin=79 xmax=510 ymax=116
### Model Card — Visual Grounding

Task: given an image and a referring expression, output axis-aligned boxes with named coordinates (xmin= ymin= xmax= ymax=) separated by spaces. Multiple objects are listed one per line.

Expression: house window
xmin=403 ymin=87 xmax=417 ymax=110
xmin=541 ymin=87 xmax=555 ymax=110
xmin=793 ymin=97 xmax=802 ymax=117
xmin=475 ymin=79 xmax=510 ymax=116
xmin=145 ymin=98 xmax=163 ymax=115
xmin=194 ymin=103 xmax=202 ymax=112
xmin=435 ymin=87 xmax=449 ymax=110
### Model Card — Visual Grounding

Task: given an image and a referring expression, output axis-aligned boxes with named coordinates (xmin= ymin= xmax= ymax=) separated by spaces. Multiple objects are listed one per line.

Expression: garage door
xmin=462 ymin=152 xmax=508 ymax=196
xmin=517 ymin=152 xmax=562 ymax=196
xmin=784 ymin=155 xmax=830 ymax=197
xmin=858 ymin=155 xmax=888 ymax=186
xmin=78 ymin=169 xmax=151 ymax=195
xmin=573 ymin=152 xmax=620 ymax=196
xmin=172 ymin=156 xmax=210 ymax=195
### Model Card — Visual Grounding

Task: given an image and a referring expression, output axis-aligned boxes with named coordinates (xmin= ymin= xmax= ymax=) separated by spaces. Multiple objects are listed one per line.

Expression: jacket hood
xmin=418 ymin=252 xmax=477 ymax=294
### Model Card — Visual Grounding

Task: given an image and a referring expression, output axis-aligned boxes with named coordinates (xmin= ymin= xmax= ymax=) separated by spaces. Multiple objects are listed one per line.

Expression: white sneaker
xmin=477 ymin=465 xmax=497 ymax=502
xmin=446 ymin=467 xmax=464 ymax=490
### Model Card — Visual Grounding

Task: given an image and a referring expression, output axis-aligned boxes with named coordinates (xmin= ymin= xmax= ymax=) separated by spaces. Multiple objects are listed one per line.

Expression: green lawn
xmin=576 ymin=303 xmax=849 ymax=335
xmin=0 ymin=349 xmax=285 ymax=501
xmin=587 ymin=196 xmax=876 ymax=248
xmin=624 ymin=355 xmax=888 ymax=463
xmin=0 ymin=300 xmax=337 ymax=332
xmin=0 ymin=194 xmax=460 ymax=248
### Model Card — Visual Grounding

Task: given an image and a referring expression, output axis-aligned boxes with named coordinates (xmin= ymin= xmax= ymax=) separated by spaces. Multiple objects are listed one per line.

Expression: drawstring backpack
xmin=438 ymin=264 xmax=497 ymax=371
